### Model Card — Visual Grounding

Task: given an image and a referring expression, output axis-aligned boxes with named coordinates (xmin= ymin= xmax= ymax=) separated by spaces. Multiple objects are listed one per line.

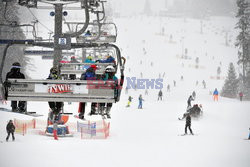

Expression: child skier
xmin=127 ymin=96 xmax=133 ymax=107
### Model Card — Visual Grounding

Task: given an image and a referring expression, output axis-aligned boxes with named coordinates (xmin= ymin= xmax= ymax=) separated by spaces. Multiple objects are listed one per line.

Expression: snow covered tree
xmin=221 ymin=63 xmax=239 ymax=98
xmin=0 ymin=1 xmax=28 ymax=80
xmin=243 ymin=70 xmax=250 ymax=100
xmin=143 ymin=0 xmax=152 ymax=16
xmin=235 ymin=0 xmax=250 ymax=85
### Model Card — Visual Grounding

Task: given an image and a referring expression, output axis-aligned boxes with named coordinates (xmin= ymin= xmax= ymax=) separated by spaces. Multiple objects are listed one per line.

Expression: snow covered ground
xmin=0 ymin=15 xmax=250 ymax=167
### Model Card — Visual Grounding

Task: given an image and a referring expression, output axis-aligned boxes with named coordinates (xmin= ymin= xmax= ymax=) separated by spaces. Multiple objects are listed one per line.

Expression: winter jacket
xmin=186 ymin=115 xmax=191 ymax=125
xmin=99 ymin=56 xmax=115 ymax=63
xmin=239 ymin=92 xmax=243 ymax=97
xmin=187 ymin=96 xmax=194 ymax=103
xmin=213 ymin=89 xmax=219 ymax=95
xmin=6 ymin=122 xmax=15 ymax=133
xmin=158 ymin=91 xmax=163 ymax=96
xmin=81 ymin=67 xmax=96 ymax=80
xmin=6 ymin=68 xmax=25 ymax=80
xmin=128 ymin=96 xmax=133 ymax=102
xmin=84 ymin=59 xmax=95 ymax=64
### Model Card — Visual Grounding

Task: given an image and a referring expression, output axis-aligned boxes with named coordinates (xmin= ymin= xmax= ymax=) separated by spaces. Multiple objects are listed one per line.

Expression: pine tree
xmin=0 ymin=2 xmax=28 ymax=81
xmin=221 ymin=63 xmax=239 ymax=98
xmin=244 ymin=70 xmax=250 ymax=99
xmin=235 ymin=0 xmax=250 ymax=84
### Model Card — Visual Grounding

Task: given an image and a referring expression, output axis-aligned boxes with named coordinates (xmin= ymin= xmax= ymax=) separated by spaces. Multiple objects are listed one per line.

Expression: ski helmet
xmin=12 ymin=62 xmax=21 ymax=67
xmin=87 ymin=55 xmax=93 ymax=60
xmin=90 ymin=64 xmax=97 ymax=70
xmin=50 ymin=67 xmax=58 ymax=74
xmin=105 ymin=65 xmax=115 ymax=73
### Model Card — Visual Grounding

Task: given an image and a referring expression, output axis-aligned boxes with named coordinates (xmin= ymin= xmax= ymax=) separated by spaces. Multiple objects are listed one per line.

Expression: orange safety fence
xmin=77 ymin=120 xmax=110 ymax=139
xmin=14 ymin=119 xmax=36 ymax=136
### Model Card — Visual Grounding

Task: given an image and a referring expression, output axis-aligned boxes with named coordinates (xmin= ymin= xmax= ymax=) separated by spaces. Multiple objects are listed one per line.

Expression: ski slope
xmin=0 ymin=16 xmax=250 ymax=167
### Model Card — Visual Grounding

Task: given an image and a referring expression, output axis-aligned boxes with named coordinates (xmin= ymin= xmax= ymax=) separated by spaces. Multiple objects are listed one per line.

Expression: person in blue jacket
xmin=138 ymin=94 xmax=144 ymax=109
xmin=78 ymin=65 xmax=97 ymax=119
xmin=96 ymin=55 xmax=116 ymax=64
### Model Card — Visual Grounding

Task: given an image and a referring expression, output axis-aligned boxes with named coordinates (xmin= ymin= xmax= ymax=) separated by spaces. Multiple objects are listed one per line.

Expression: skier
xmin=187 ymin=95 xmax=194 ymax=109
xmin=173 ymin=80 xmax=176 ymax=87
xmin=85 ymin=30 xmax=92 ymax=36
xmin=158 ymin=90 xmax=163 ymax=101
xmin=47 ymin=67 xmax=63 ymax=114
xmin=101 ymin=65 xmax=118 ymax=118
xmin=179 ymin=112 xmax=193 ymax=135
xmin=180 ymin=75 xmax=184 ymax=81
xmin=126 ymin=96 xmax=133 ymax=107
xmin=145 ymin=89 xmax=148 ymax=95
xmin=213 ymin=88 xmax=219 ymax=101
xmin=167 ymin=84 xmax=170 ymax=92
xmin=239 ymin=92 xmax=243 ymax=101
xmin=138 ymin=94 xmax=144 ymax=109
xmin=192 ymin=91 xmax=196 ymax=100
xmin=6 ymin=120 xmax=15 ymax=141
xmin=202 ymin=80 xmax=206 ymax=89
xmin=5 ymin=62 xmax=27 ymax=112
xmin=96 ymin=55 xmax=115 ymax=64
xmin=196 ymin=80 xmax=199 ymax=86
xmin=79 ymin=65 xmax=97 ymax=119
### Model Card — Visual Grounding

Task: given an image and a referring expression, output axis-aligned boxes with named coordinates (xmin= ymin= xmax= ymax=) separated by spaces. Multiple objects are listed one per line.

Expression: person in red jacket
xmin=239 ymin=92 xmax=243 ymax=101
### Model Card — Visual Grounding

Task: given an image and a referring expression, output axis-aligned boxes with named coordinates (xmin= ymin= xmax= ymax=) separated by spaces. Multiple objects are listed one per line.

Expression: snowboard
xmin=0 ymin=107 xmax=43 ymax=117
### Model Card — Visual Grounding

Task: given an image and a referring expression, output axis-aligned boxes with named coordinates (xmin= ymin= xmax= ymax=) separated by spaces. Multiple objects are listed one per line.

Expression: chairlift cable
xmin=27 ymin=8 xmax=53 ymax=33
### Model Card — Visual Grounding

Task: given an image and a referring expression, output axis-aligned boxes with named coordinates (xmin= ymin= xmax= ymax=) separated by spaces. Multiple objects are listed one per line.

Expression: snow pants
xmin=138 ymin=101 xmax=142 ymax=109
xmin=185 ymin=124 xmax=193 ymax=134
xmin=213 ymin=95 xmax=218 ymax=101
xmin=6 ymin=132 xmax=15 ymax=141
xmin=11 ymin=101 xmax=26 ymax=112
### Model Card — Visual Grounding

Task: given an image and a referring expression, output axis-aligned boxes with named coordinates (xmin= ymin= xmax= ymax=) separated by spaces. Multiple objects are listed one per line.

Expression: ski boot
xmin=89 ymin=104 xmax=97 ymax=116
xmin=106 ymin=107 xmax=111 ymax=119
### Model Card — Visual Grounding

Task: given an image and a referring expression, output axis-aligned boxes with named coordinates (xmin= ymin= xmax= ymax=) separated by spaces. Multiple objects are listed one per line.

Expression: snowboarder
xmin=138 ymin=94 xmax=144 ymax=109
xmin=47 ymin=67 xmax=64 ymax=114
xmin=213 ymin=88 xmax=219 ymax=101
xmin=6 ymin=120 xmax=15 ymax=141
xmin=126 ymin=96 xmax=133 ymax=107
xmin=5 ymin=62 xmax=27 ymax=113
xmin=239 ymin=92 xmax=243 ymax=101
xmin=158 ymin=90 xmax=163 ymax=101
xmin=179 ymin=112 xmax=193 ymax=135
xmin=187 ymin=95 xmax=194 ymax=109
